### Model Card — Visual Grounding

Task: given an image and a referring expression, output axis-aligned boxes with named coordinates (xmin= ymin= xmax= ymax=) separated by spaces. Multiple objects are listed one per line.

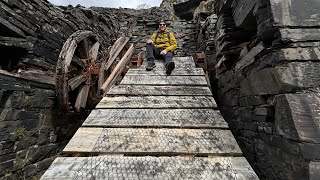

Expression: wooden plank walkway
xmin=96 ymin=96 xmax=217 ymax=109
xmin=41 ymin=56 xmax=259 ymax=179
xmin=107 ymin=85 xmax=212 ymax=96
xmin=41 ymin=157 xmax=258 ymax=180
xmin=83 ymin=109 xmax=228 ymax=128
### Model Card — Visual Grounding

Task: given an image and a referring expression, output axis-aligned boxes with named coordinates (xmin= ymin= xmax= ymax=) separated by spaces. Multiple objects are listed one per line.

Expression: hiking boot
xmin=166 ymin=61 xmax=175 ymax=75
xmin=146 ymin=61 xmax=156 ymax=71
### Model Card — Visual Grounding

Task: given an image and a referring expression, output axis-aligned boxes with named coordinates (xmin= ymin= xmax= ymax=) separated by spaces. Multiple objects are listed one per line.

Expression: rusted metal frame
xmin=194 ymin=52 xmax=207 ymax=70
xmin=129 ymin=53 xmax=143 ymax=68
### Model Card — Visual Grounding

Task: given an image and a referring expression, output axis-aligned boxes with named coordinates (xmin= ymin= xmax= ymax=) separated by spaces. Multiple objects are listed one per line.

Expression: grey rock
xmin=269 ymin=0 xmax=320 ymax=27
xmin=254 ymin=108 xmax=273 ymax=116
xmin=240 ymin=62 xmax=320 ymax=96
xmin=36 ymin=157 xmax=55 ymax=171
xmin=275 ymin=93 xmax=320 ymax=143
xmin=0 ymin=109 xmax=19 ymax=121
xmin=309 ymin=161 xmax=320 ymax=180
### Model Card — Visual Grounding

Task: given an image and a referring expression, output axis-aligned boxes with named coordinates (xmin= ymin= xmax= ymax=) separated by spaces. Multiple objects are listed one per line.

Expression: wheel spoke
xmin=68 ymin=74 xmax=88 ymax=91
xmin=72 ymin=55 xmax=86 ymax=69
xmin=89 ymin=42 xmax=100 ymax=64
xmin=79 ymin=39 xmax=89 ymax=59
xmin=75 ymin=84 xmax=90 ymax=112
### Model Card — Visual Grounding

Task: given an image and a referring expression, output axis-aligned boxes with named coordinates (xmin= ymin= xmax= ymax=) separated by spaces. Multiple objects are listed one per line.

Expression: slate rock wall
xmin=94 ymin=6 xmax=199 ymax=59
xmin=0 ymin=0 xmax=117 ymax=179
xmin=198 ymin=0 xmax=320 ymax=179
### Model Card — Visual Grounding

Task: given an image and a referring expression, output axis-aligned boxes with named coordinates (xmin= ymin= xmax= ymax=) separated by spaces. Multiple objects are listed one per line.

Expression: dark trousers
xmin=146 ymin=43 xmax=173 ymax=64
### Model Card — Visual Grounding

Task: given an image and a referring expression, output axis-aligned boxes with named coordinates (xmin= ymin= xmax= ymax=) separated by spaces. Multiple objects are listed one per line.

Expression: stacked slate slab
xmin=42 ymin=56 xmax=259 ymax=179
xmin=172 ymin=20 xmax=198 ymax=56
xmin=196 ymin=13 xmax=217 ymax=69
xmin=130 ymin=18 xmax=198 ymax=57
xmin=197 ymin=0 xmax=320 ymax=179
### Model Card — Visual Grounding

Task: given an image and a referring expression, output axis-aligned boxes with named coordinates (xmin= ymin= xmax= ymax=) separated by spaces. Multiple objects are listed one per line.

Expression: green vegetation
xmin=16 ymin=127 xmax=26 ymax=140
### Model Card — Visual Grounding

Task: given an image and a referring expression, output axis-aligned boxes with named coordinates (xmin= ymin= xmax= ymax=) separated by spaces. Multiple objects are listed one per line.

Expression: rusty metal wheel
xmin=55 ymin=30 xmax=101 ymax=112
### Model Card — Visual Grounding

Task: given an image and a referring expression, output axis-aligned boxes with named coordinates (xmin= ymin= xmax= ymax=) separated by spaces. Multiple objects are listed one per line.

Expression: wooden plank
xmin=78 ymin=39 xmax=89 ymax=59
xmin=71 ymin=56 xmax=86 ymax=69
xmin=103 ymin=37 xmax=130 ymax=71
xmin=68 ymin=74 xmax=87 ymax=91
xmin=173 ymin=56 xmax=195 ymax=64
xmin=41 ymin=157 xmax=258 ymax=180
xmin=141 ymin=59 xmax=196 ymax=70
xmin=63 ymin=128 xmax=241 ymax=155
xmin=126 ymin=68 xmax=205 ymax=76
xmin=96 ymin=96 xmax=217 ymax=109
xmin=75 ymin=85 xmax=90 ymax=112
xmin=83 ymin=109 xmax=228 ymax=128
xmin=101 ymin=44 xmax=134 ymax=93
xmin=120 ymin=75 xmax=208 ymax=86
xmin=89 ymin=42 xmax=100 ymax=63
xmin=144 ymin=59 xmax=195 ymax=67
xmin=107 ymin=85 xmax=212 ymax=96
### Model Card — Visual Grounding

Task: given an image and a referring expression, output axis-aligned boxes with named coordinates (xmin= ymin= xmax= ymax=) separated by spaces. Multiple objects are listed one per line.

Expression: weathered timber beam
xmin=68 ymin=74 xmax=87 ymax=91
xmin=101 ymin=44 xmax=134 ymax=93
xmin=78 ymin=38 xmax=89 ymax=59
xmin=71 ymin=56 xmax=86 ymax=69
xmin=103 ymin=37 xmax=130 ymax=71
xmin=75 ymin=84 xmax=90 ymax=112
xmin=89 ymin=42 xmax=100 ymax=63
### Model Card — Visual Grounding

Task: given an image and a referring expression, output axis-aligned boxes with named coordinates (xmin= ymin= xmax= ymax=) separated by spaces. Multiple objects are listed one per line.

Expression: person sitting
xmin=145 ymin=20 xmax=177 ymax=75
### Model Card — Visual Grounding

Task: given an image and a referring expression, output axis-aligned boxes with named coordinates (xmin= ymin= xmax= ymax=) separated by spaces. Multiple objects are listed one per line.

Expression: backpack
xmin=155 ymin=31 xmax=171 ymax=44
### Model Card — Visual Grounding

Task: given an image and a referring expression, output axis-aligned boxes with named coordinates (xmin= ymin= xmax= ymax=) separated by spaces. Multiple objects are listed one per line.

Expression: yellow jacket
xmin=151 ymin=30 xmax=177 ymax=52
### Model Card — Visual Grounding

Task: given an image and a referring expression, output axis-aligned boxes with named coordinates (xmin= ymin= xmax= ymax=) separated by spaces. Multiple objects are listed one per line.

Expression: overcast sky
xmin=48 ymin=0 xmax=162 ymax=8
